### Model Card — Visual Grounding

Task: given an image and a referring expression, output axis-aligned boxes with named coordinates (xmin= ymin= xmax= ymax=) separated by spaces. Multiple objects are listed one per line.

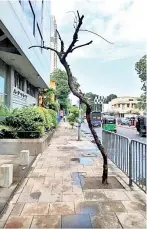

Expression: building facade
xmin=0 ymin=0 xmax=50 ymax=108
xmin=50 ymin=16 xmax=58 ymax=73
xmin=109 ymin=96 xmax=140 ymax=117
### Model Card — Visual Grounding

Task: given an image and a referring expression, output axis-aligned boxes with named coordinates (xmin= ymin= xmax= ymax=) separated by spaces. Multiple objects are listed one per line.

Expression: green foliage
xmin=0 ymin=125 xmax=13 ymax=131
xmin=135 ymin=55 xmax=147 ymax=110
xmin=40 ymin=88 xmax=55 ymax=107
xmin=48 ymin=109 xmax=57 ymax=127
xmin=38 ymin=107 xmax=53 ymax=129
xmin=4 ymin=106 xmax=45 ymax=136
xmin=0 ymin=105 xmax=10 ymax=116
xmin=104 ymin=94 xmax=117 ymax=104
xmin=51 ymin=69 xmax=80 ymax=111
xmin=135 ymin=94 xmax=146 ymax=111
xmin=68 ymin=105 xmax=79 ymax=128
xmin=135 ymin=55 xmax=146 ymax=92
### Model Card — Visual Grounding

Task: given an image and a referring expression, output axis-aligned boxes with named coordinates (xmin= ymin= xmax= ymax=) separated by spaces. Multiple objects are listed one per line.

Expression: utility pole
xmin=78 ymin=99 xmax=81 ymax=141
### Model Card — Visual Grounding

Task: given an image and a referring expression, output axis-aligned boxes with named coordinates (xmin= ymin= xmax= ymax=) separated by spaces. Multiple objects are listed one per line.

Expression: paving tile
xmin=21 ymin=203 xmax=49 ymax=216
xmin=62 ymin=194 xmax=84 ymax=202
xmin=72 ymin=186 xmax=83 ymax=194
xmin=31 ymin=184 xmax=52 ymax=194
xmin=27 ymin=177 xmax=45 ymax=185
xmin=52 ymin=184 xmax=73 ymax=194
xmin=17 ymin=192 xmax=41 ymax=203
xmin=84 ymin=190 xmax=107 ymax=201
xmin=125 ymin=191 xmax=146 ymax=203
xmin=99 ymin=201 xmax=126 ymax=213
xmin=75 ymin=201 xmax=100 ymax=215
xmin=104 ymin=190 xmax=130 ymax=200
xmin=0 ymin=203 xmax=14 ymax=221
xmin=10 ymin=203 xmax=25 ymax=216
xmin=0 ymin=220 xmax=6 ymax=228
xmin=117 ymin=212 xmax=146 ymax=228
xmin=49 ymin=202 xmax=75 ymax=215
xmin=122 ymin=201 xmax=146 ymax=213
xmin=61 ymin=214 xmax=92 ymax=228
xmin=31 ymin=215 xmax=61 ymax=228
xmin=4 ymin=216 xmax=32 ymax=228
xmin=22 ymin=185 xmax=33 ymax=193
xmin=39 ymin=193 xmax=62 ymax=202
xmin=91 ymin=213 xmax=122 ymax=228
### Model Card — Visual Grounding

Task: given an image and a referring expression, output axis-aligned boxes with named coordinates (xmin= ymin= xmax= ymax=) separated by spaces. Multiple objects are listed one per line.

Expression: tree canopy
xmin=50 ymin=69 xmax=79 ymax=111
xmin=135 ymin=55 xmax=146 ymax=110
xmin=104 ymin=94 xmax=117 ymax=104
xmin=135 ymin=55 xmax=146 ymax=92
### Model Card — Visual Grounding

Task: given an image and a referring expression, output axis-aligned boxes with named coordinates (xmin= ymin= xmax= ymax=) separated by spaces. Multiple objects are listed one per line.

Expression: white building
xmin=0 ymin=0 xmax=51 ymax=108
xmin=50 ymin=16 xmax=58 ymax=73
xmin=109 ymin=96 xmax=140 ymax=117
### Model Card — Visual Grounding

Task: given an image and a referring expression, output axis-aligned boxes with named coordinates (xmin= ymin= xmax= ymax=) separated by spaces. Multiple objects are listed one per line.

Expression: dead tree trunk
xmin=29 ymin=10 xmax=113 ymax=184
xmin=62 ymin=60 xmax=108 ymax=184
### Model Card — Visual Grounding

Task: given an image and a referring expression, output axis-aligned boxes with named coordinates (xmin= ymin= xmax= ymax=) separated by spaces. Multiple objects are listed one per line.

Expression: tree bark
xmin=61 ymin=58 xmax=108 ymax=184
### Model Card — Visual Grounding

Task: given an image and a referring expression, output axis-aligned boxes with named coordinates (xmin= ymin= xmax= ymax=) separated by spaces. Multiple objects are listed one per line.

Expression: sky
xmin=51 ymin=0 xmax=147 ymax=104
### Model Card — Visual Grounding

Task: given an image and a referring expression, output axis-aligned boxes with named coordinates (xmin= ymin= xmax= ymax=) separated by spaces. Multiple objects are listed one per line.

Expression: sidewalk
xmin=0 ymin=122 xmax=146 ymax=228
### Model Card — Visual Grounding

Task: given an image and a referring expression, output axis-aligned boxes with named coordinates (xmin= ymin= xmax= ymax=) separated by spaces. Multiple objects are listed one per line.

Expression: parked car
xmin=136 ymin=116 xmax=146 ymax=137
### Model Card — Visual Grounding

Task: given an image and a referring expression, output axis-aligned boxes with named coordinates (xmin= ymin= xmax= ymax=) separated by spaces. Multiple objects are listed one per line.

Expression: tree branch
xmin=29 ymin=45 xmax=59 ymax=55
xmin=80 ymin=29 xmax=113 ymax=44
xmin=62 ymin=12 xmax=84 ymax=60
xmin=56 ymin=29 xmax=64 ymax=52
xmin=71 ymin=40 xmax=93 ymax=52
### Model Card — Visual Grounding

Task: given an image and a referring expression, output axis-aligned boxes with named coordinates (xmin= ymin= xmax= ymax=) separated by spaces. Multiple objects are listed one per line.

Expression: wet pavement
xmin=0 ymin=122 xmax=146 ymax=228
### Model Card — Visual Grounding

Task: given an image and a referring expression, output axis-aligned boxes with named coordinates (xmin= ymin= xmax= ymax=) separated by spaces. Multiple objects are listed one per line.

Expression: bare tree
xmin=29 ymin=11 xmax=113 ymax=184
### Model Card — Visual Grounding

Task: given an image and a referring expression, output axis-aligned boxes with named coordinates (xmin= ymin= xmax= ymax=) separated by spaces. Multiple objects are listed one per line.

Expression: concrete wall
xmin=0 ymin=130 xmax=54 ymax=156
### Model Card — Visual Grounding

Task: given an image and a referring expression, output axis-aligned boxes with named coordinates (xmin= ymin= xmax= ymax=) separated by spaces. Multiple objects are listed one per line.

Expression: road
xmin=81 ymin=122 xmax=146 ymax=144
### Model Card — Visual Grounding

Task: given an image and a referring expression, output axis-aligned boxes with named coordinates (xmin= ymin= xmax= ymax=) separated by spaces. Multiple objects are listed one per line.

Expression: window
xmin=35 ymin=0 xmax=43 ymax=26
xmin=0 ymin=76 xmax=5 ymax=105
xmin=20 ymin=0 xmax=35 ymax=35
xmin=129 ymin=99 xmax=133 ymax=101
xmin=35 ymin=23 xmax=43 ymax=52
xmin=127 ymin=104 xmax=130 ymax=108
xmin=118 ymin=104 xmax=120 ymax=108
xmin=14 ymin=71 xmax=24 ymax=91
xmin=27 ymin=81 xmax=36 ymax=97
xmin=35 ymin=23 xmax=43 ymax=45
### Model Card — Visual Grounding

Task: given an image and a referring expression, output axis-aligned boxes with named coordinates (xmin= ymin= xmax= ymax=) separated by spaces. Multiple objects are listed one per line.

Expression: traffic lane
xmin=81 ymin=123 xmax=146 ymax=144
xmin=117 ymin=126 xmax=146 ymax=144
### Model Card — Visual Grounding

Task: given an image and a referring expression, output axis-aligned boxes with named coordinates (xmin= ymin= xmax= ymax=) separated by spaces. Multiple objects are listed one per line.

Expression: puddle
xmin=82 ymin=148 xmax=98 ymax=153
xmin=79 ymin=157 xmax=93 ymax=165
xmin=71 ymin=172 xmax=86 ymax=187
xmin=81 ymin=152 xmax=97 ymax=157
xmin=71 ymin=157 xmax=93 ymax=165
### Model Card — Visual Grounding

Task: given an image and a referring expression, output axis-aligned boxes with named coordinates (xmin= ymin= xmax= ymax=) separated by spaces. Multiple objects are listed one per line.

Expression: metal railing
xmin=102 ymin=130 xmax=147 ymax=192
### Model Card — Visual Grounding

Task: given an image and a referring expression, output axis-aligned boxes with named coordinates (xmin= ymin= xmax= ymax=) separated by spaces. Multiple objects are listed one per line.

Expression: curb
xmin=0 ymin=130 xmax=55 ymax=219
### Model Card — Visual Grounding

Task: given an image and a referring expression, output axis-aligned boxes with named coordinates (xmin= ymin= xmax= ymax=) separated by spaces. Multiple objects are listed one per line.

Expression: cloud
xmin=51 ymin=0 xmax=146 ymax=62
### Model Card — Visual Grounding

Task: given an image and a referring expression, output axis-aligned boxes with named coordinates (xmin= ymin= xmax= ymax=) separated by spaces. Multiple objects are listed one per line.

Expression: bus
xmin=91 ymin=111 xmax=102 ymax=127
